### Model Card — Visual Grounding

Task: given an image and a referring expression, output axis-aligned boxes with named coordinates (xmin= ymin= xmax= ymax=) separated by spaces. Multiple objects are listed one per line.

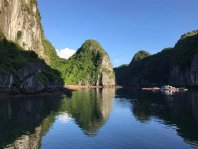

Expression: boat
xmin=161 ymin=85 xmax=177 ymax=91
xmin=142 ymin=85 xmax=188 ymax=93
xmin=160 ymin=85 xmax=188 ymax=92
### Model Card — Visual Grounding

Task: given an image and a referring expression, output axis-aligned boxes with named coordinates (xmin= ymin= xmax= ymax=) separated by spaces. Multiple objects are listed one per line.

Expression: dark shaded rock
xmin=17 ymin=62 xmax=44 ymax=81
xmin=20 ymin=75 xmax=45 ymax=94
xmin=46 ymin=81 xmax=62 ymax=92
xmin=170 ymin=54 xmax=198 ymax=86
xmin=0 ymin=71 xmax=14 ymax=89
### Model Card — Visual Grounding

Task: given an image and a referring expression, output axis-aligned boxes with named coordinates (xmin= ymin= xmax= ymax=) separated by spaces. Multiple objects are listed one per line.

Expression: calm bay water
xmin=0 ymin=88 xmax=198 ymax=149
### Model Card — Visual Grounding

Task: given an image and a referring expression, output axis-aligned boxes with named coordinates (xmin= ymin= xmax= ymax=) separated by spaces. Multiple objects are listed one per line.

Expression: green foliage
xmin=0 ymin=37 xmax=40 ymax=71
xmin=62 ymin=40 xmax=105 ymax=85
xmin=42 ymin=39 xmax=67 ymax=83
xmin=42 ymin=39 xmax=61 ymax=65
xmin=130 ymin=50 xmax=150 ymax=64
xmin=41 ymin=39 xmax=113 ymax=86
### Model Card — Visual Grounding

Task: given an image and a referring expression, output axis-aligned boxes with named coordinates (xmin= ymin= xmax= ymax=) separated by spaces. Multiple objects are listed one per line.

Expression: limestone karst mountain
xmin=63 ymin=40 xmax=115 ymax=86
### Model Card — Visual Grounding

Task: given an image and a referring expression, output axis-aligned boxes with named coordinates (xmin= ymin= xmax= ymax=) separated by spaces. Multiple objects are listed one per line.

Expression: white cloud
xmin=56 ymin=48 xmax=76 ymax=59
xmin=57 ymin=112 xmax=71 ymax=124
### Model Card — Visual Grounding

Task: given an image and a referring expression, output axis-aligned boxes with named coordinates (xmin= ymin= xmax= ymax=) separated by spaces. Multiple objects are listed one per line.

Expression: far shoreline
xmin=64 ymin=85 xmax=119 ymax=90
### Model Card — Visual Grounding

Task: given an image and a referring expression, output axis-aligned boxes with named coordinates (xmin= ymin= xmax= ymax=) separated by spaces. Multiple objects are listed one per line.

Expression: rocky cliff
xmin=64 ymin=40 xmax=115 ymax=86
xmin=96 ymin=54 xmax=115 ymax=86
xmin=0 ymin=0 xmax=45 ymax=58
xmin=115 ymin=30 xmax=198 ymax=87
xmin=0 ymin=0 xmax=64 ymax=94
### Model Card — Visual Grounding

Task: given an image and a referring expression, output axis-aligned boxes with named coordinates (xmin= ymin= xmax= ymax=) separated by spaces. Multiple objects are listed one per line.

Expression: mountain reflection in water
xmin=60 ymin=88 xmax=115 ymax=136
xmin=0 ymin=88 xmax=198 ymax=149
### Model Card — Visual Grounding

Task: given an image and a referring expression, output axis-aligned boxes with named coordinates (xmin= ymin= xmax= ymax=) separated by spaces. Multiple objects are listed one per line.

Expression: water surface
xmin=0 ymin=88 xmax=198 ymax=149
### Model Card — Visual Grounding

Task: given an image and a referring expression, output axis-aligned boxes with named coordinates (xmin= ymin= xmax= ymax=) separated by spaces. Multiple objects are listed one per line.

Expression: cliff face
xmin=170 ymin=31 xmax=198 ymax=86
xmin=115 ymin=30 xmax=198 ymax=87
xmin=0 ymin=0 xmax=64 ymax=93
xmin=96 ymin=54 xmax=115 ymax=86
xmin=64 ymin=40 xmax=115 ymax=86
xmin=0 ymin=0 xmax=44 ymax=57
xmin=170 ymin=60 xmax=198 ymax=86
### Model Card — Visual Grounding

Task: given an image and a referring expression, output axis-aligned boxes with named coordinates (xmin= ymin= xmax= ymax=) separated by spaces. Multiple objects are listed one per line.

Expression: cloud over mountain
xmin=56 ymin=48 xmax=76 ymax=59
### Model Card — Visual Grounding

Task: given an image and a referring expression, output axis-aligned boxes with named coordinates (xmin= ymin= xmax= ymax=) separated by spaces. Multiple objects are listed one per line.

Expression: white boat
xmin=161 ymin=85 xmax=175 ymax=91
xmin=161 ymin=85 xmax=188 ymax=92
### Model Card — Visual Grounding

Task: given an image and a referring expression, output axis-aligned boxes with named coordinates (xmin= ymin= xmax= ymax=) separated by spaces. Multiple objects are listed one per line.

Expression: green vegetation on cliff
xmin=55 ymin=40 xmax=116 ymax=86
xmin=42 ymin=39 xmax=64 ymax=66
xmin=63 ymin=40 xmax=105 ymax=85
xmin=0 ymin=33 xmax=38 ymax=71
xmin=41 ymin=39 xmax=115 ymax=86
xmin=130 ymin=50 xmax=150 ymax=63
xmin=174 ymin=30 xmax=198 ymax=69
xmin=0 ymin=32 xmax=63 ymax=88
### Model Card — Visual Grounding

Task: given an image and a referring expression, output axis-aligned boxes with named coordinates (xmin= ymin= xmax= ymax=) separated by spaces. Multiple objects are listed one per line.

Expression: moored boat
xmin=143 ymin=85 xmax=188 ymax=93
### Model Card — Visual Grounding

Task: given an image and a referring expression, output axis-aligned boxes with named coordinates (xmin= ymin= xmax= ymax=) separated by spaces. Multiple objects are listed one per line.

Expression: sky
xmin=38 ymin=0 xmax=198 ymax=67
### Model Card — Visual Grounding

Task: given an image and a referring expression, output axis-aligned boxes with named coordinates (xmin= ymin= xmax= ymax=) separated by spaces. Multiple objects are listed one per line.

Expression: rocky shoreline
xmin=0 ymin=88 xmax=73 ymax=99
xmin=0 ymin=62 xmax=63 ymax=95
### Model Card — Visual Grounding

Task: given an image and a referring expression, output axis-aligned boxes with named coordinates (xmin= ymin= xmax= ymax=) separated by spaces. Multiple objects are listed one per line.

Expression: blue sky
xmin=38 ymin=0 xmax=198 ymax=67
